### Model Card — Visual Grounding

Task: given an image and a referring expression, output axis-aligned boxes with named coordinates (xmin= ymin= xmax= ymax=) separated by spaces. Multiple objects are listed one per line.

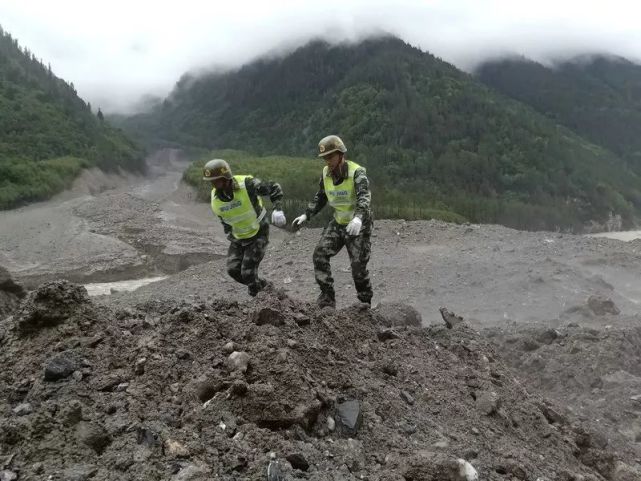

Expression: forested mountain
xmin=120 ymin=37 xmax=641 ymax=231
xmin=476 ymin=55 xmax=641 ymax=166
xmin=0 ymin=26 xmax=145 ymax=209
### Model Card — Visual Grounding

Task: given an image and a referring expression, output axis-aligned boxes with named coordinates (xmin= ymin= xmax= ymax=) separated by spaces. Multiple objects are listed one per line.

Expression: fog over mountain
xmin=2 ymin=0 xmax=640 ymax=113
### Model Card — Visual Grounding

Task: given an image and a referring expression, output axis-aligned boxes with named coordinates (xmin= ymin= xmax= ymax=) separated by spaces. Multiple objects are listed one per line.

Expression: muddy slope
xmin=3 ymin=282 xmax=638 ymax=480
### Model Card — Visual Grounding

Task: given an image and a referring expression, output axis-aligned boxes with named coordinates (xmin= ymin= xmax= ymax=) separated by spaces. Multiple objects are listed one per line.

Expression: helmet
xmin=203 ymin=159 xmax=232 ymax=181
xmin=318 ymin=135 xmax=347 ymax=157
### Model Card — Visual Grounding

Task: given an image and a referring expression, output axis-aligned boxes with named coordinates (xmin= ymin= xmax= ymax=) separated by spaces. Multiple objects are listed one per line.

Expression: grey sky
xmin=2 ymin=0 xmax=640 ymax=113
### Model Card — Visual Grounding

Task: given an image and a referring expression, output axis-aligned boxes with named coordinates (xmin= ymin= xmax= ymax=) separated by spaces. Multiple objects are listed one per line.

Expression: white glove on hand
xmin=271 ymin=210 xmax=286 ymax=227
xmin=346 ymin=216 xmax=362 ymax=236
xmin=292 ymin=214 xmax=307 ymax=226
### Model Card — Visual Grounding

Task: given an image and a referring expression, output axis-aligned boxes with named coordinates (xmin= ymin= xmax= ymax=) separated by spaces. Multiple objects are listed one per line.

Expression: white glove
xmin=292 ymin=214 xmax=307 ymax=226
xmin=346 ymin=216 xmax=362 ymax=236
xmin=271 ymin=210 xmax=286 ymax=227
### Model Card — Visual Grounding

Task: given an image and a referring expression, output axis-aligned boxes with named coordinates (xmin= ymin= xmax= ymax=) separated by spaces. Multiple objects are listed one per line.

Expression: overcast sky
xmin=2 ymin=0 xmax=640 ymax=113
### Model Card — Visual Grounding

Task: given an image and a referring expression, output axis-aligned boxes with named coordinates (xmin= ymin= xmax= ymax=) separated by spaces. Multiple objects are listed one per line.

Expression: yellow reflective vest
xmin=323 ymin=160 xmax=363 ymax=225
xmin=211 ymin=175 xmax=265 ymax=240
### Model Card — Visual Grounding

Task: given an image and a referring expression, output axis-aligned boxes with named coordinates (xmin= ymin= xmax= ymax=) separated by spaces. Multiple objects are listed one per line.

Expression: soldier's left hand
xmin=271 ymin=210 xmax=287 ymax=227
xmin=346 ymin=217 xmax=362 ymax=236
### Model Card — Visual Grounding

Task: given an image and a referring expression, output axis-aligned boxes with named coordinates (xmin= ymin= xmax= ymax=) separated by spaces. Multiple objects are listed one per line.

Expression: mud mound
xmin=0 ymin=289 xmax=633 ymax=480
xmin=484 ymin=323 xmax=641 ymax=467
xmin=13 ymin=281 xmax=95 ymax=336
xmin=0 ymin=266 xmax=25 ymax=319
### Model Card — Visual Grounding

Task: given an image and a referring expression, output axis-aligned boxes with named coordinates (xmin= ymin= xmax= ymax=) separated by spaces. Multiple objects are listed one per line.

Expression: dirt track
xmin=2 ymin=149 xmax=641 ymax=478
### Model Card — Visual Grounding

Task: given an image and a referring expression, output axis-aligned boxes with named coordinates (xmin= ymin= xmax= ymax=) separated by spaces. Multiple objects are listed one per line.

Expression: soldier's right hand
xmin=292 ymin=214 xmax=307 ymax=226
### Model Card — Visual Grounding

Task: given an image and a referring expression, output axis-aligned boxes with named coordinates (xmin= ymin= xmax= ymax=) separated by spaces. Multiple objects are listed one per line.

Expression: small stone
xmin=286 ymin=339 xmax=298 ymax=348
xmin=252 ymin=307 xmax=285 ymax=326
xmin=293 ymin=313 xmax=310 ymax=327
xmin=382 ymin=363 xmax=398 ymax=376
xmin=72 ymin=370 xmax=83 ymax=381
xmin=12 ymin=402 xmax=33 ymax=416
xmin=327 ymin=416 xmax=336 ymax=431
xmin=335 ymin=400 xmax=362 ymax=434
xmin=377 ymin=328 xmax=399 ymax=341
xmin=32 ymin=462 xmax=44 ymax=474
xmin=227 ymin=351 xmax=250 ymax=373
xmin=62 ymin=464 xmax=98 ymax=481
xmin=114 ymin=382 xmax=129 ymax=392
xmin=134 ymin=358 xmax=146 ymax=375
xmin=476 ymin=391 xmax=499 ymax=415
xmin=164 ymin=439 xmax=190 ymax=458
xmin=195 ymin=380 xmax=220 ymax=403
xmin=0 ymin=471 xmax=17 ymax=481
xmin=222 ymin=342 xmax=235 ymax=354
xmin=400 ymin=390 xmax=415 ymax=405
xmin=230 ymin=380 xmax=248 ymax=396
xmin=439 ymin=307 xmax=465 ymax=328
xmin=44 ymin=351 xmax=79 ymax=381
xmin=432 ymin=439 xmax=449 ymax=449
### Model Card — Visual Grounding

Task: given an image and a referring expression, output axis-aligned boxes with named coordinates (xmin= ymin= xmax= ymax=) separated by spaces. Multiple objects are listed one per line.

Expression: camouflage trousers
xmin=313 ymin=218 xmax=373 ymax=303
xmin=226 ymin=231 xmax=269 ymax=297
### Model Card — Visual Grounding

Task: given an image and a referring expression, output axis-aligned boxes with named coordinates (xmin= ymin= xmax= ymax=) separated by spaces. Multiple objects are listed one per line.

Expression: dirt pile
xmin=3 ymin=283 xmax=639 ymax=480
xmin=484 ymin=321 xmax=641 ymax=467
xmin=0 ymin=266 xmax=25 ymax=320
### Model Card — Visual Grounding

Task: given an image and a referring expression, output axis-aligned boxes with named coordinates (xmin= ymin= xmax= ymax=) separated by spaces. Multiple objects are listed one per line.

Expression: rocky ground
xmin=2 ymin=280 xmax=640 ymax=480
xmin=2 ymin=149 xmax=641 ymax=479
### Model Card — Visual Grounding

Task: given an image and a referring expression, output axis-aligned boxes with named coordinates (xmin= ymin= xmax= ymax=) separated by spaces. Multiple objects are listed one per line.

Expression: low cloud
xmin=2 ymin=0 xmax=640 ymax=113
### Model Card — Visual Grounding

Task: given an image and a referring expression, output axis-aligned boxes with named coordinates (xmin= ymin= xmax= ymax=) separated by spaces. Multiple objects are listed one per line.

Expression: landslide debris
xmin=0 ymin=282 xmax=631 ymax=480
xmin=0 ymin=266 xmax=25 ymax=320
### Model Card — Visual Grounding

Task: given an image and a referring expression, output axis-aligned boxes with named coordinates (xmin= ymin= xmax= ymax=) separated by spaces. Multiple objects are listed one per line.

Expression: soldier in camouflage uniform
xmin=292 ymin=136 xmax=373 ymax=308
xmin=203 ymin=159 xmax=286 ymax=297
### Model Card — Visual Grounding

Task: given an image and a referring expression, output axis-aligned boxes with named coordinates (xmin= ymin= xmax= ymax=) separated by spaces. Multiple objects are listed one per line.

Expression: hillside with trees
xmin=119 ymin=37 xmax=641 ymax=231
xmin=476 ymin=55 xmax=641 ymax=167
xmin=0 ymin=26 xmax=145 ymax=209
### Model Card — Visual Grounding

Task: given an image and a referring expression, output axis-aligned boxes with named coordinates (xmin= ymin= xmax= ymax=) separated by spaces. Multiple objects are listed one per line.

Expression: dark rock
xmin=439 ymin=307 xmax=465 ymax=329
xmin=252 ymin=307 xmax=285 ymax=326
xmin=377 ymin=328 xmax=399 ymax=341
xmin=286 ymin=453 xmax=309 ymax=471
xmin=374 ymin=302 xmax=422 ymax=327
xmin=230 ymin=380 xmax=248 ymax=396
xmin=292 ymin=313 xmax=310 ymax=327
xmin=335 ymin=399 xmax=362 ymax=435
xmin=136 ymin=427 xmax=161 ymax=448
xmin=587 ymin=295 xmax=620 ymax=315
xmin=44 ymin=351 xmax=80 ymax=381
xmin=15 ymin=280 xmax=92 ymax=335
xmin=537 ymin=328 xmax=560 ymax=345
xmin=76 ymin=422 xmax=111 ymax=454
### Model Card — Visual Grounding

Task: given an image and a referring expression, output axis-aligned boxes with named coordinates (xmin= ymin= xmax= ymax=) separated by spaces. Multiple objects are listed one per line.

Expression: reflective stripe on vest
xmin=211 ymin=175 xmax=265 ymax=239
xmin=323 ymin=160 xmax=363 ymax=225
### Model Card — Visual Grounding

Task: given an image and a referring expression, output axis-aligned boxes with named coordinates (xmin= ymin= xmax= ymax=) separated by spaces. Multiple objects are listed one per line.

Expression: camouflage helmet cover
xmin=203 ymin=159 xmax=232 ymax=181
xmin=318 ymin=135 xmax=347 ymax=157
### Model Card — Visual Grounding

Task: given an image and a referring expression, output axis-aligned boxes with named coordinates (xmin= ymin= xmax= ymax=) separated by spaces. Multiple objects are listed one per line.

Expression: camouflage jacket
xmin=214 ymin=176 xmax=283 ymax=242
xmin=305 ymin=161 xmax=371 ymax=222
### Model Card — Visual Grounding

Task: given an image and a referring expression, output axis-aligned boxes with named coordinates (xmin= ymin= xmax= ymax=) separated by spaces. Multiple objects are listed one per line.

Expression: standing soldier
xmin=292 ymin=136 xmax=373 ymax=308
xmin=203 ymin=159 xmax=286 ymax=297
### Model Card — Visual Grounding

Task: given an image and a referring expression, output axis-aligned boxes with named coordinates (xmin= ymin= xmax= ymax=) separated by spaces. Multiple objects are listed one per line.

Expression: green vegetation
xmin=0 ymin=26 xmax=145 ymax=209
xmin=185 ymin=150 xmax=467 ymax=226
xmin=477 ymin=55 xmax=641 ymax=166
xmin=122 ymin=37 xmax=641 ymax=231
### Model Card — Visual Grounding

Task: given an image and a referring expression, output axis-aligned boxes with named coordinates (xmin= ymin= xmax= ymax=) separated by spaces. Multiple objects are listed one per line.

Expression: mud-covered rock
xmin=587 ymin=295 xmax=620 ymax=316
xmin=374 ymin=302 xmax=422 ymax=327
xmin=15 ymin=280 xmax=92 ymax=335
xmin=0 ymin=266 xmax=26 ymax=319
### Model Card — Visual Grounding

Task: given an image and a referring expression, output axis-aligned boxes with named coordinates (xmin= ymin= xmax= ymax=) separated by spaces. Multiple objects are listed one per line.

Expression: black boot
xmin=317 ymin=291 xmax=336 ymax=309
